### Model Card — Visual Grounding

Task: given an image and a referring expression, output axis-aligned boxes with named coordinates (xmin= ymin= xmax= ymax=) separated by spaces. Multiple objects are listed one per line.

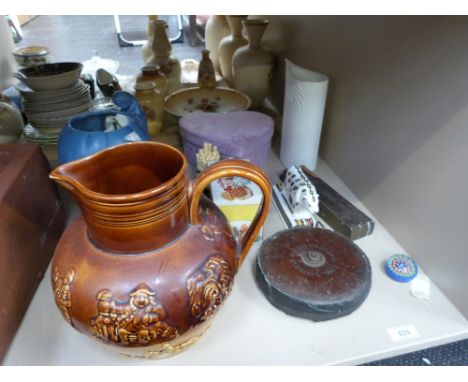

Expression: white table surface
xmin=4 ymin=151 xmax=468 ymax=365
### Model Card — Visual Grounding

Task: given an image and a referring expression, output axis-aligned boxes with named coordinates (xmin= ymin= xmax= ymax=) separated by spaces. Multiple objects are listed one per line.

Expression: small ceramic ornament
xmin=410 ymin=273 xmax=431 ymax=302
xmin=197 ymin=50 xmax=216 ymax=89
xmin=281 ymin=165 xmax=319 ymax=220
xmin=196 ymin=142 xmax=220 ymax=172
xmin=385 ymin=254 xmax=419 ymax=282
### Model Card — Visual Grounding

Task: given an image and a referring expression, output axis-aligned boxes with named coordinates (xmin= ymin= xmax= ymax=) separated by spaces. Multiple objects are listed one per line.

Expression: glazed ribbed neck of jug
xmin=50 ymin=142 xmax=189 ymax=254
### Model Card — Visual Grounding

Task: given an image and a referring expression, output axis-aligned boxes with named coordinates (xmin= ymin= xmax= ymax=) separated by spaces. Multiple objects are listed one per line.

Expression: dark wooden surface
xmin=0 ymin=144 xmax=66 ymax=362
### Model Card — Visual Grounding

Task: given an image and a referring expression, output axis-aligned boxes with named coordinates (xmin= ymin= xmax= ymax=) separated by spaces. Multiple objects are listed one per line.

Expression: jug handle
xmin=188 ymin=159 xmax=271 ymax=267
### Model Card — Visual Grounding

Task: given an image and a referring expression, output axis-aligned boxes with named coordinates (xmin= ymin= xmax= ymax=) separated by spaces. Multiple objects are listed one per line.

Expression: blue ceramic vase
xmin=58 ymin=91 xmax=150 ymax=164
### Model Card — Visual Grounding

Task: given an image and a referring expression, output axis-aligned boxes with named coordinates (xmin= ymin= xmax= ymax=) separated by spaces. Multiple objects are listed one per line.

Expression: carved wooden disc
xmin=256 ymin=227 xmax=372 ymax=321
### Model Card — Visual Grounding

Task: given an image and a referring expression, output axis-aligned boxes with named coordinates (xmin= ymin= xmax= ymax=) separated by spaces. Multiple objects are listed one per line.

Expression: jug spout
xmin=50 ymin=142 xmax=190 ymax=254
xmin=50 ymin=166 xmax=80 ymax=193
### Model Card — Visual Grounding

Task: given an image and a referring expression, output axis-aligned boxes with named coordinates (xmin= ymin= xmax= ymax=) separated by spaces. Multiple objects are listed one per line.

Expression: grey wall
xmin=260 ymin=15 xmax=468 ymax=317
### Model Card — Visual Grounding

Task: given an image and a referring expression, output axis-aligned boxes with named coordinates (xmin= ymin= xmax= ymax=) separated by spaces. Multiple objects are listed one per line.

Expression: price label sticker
xmin=387 ymin=324 xmax=420 ymax=342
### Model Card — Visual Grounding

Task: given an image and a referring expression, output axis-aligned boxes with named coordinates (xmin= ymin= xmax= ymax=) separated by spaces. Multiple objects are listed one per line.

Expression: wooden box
xmin=0 ymin=144 xmax=65 ymax=362
xmin=301 ymin=166 xmax=374 ymax=240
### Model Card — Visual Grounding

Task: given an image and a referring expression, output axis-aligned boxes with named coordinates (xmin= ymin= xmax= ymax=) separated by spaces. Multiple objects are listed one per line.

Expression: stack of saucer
xmin=17 ymin=80 xmax=91 ymax=145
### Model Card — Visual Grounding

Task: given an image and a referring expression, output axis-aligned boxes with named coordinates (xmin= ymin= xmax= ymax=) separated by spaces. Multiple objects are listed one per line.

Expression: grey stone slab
xmin=15 ymin=15 xmax=203 ymax=76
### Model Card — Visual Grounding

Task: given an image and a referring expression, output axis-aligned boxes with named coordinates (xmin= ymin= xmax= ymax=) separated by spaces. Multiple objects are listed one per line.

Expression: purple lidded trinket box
xmin=179 ymin=111 xmax=274 ymax=167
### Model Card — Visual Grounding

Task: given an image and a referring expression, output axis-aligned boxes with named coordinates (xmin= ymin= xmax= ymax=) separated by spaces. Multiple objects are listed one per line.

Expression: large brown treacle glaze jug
xmin=49 ymin=141 xmax=271 ymax=359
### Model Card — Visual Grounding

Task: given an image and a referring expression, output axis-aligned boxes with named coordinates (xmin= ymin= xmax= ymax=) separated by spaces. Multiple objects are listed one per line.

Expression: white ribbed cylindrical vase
xmin=280 ymin=60 xmax=329 ymax=170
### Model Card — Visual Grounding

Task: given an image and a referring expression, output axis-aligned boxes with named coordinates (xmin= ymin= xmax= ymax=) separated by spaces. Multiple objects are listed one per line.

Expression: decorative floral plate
xmin=165 ymin=87 xmax=251 ymax=118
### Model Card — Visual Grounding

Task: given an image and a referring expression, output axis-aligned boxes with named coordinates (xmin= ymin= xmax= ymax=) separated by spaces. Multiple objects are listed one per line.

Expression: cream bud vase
xmin=197 ymin=50 xmax=216 ymax=89
xmin=280 ymin=60 xmax=329 ymax=170
xmin=218 ymin=16 xmax=248 ymax=87
xmin=147 ymin=20 xmax=181 ymax=96
xmin=204 ymin=16 xmax=231 ymax=75
xmin=232 ymin=19 xmax=273 ymax=109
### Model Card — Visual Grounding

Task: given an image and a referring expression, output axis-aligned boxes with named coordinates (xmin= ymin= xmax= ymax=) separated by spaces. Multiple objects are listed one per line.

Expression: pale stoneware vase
xmin=232 ymin=19 xmax=273 ymax=109
xmin=142 ymin=15 xmax=159 ymax=63
xmin=204 ymin=16 xmax=231 ymax=75
xmin=218 ymin=16 xmax=248 ymax=87
xmin=147 ymin=20 xmax=181 ymax=95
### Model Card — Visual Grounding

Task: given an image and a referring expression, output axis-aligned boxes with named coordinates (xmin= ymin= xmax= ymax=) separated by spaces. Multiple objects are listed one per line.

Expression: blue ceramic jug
xmin=57 ymin=91 xmax=151 ymax=164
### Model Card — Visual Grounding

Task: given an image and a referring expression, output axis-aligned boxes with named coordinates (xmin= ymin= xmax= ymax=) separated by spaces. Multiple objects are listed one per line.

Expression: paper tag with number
xmin=387 ymin=324 xmax=420 ymax=342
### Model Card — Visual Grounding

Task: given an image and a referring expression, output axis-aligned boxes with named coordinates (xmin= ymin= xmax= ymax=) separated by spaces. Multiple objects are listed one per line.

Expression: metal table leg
xmin=114 ymin=15 xmax=184 ymax=47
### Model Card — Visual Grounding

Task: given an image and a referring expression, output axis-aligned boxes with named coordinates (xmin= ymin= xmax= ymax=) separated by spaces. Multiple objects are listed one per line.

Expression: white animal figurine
xmin=282 ymin=165 xmax=319 ymax=220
